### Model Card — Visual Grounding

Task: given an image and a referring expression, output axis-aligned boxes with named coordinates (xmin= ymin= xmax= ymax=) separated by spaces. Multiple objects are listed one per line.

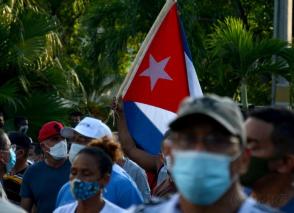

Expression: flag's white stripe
xmin=135 ymin=102 xmax=176 ymax=134
xmin=184 ymin=53 xmax=203 ymax=98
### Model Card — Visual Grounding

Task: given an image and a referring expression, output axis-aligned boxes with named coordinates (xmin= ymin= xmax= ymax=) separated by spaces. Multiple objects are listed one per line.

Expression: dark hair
xmin=14 ymin=116 xmax=28 ymax=128
xmin=8 ymin=132 xmax=31 ymax=158
xmin=88 ymin=137 xmax=123 ymax=162
xmin=70 ymin=111 xmax=83 ymax=117
xmin=77 ymin=147 xmax=113 ymax=176
xmin=249 ymin=107 xmax=294 ymax=156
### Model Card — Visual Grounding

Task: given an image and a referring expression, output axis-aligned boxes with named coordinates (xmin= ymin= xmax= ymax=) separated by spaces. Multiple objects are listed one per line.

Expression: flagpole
xmin=116 ymin=0 xmax=176 ymax=99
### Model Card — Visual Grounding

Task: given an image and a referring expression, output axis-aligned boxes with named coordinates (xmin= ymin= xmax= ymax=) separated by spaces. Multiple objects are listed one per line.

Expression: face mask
xmin=69 ymin=143 xmax=85 ymax=164
xmin=240 ymin=156 xmax=270 ymax=187
xmin=19 ymin=125 xmax=29 ymax=134
xmin=172 ymin=150 xmax=237 ymax=205
xmin=70 ymin=178 xmax=100 ymax=200
xmin=49 ymin=140 xmax=68 ymax=160
xmin=6 ymin=148 xmax=16 ymax=173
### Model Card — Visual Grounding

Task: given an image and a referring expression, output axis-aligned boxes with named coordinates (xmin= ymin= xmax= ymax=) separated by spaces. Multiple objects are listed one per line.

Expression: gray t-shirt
xmin=122 ymin=157 xmax=151 ymax=202
xmin=0 ymin=199 xmax=26 ymax=213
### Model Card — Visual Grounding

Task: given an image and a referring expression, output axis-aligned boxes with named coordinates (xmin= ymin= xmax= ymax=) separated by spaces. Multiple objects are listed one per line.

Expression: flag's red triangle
xmin=123 ymin=4 xmax=189 ymax=113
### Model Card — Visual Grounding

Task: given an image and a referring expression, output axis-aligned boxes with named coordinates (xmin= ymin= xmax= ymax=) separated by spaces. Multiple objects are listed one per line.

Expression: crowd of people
xmin=0 ymin=94 xmax=293 ymax=212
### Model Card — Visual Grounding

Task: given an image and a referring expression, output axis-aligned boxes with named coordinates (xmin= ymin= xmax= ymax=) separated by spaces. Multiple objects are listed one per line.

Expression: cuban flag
xmin=118 ymin=0 xmax=202 ymax=155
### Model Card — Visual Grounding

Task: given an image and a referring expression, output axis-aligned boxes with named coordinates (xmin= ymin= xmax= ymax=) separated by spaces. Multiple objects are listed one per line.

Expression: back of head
xmin=88 ymin=137 xmax=123 ymax=162
xmin=14 ymin=116 xmax=28 ymax=129
xmin=249 ymin=107 xmax=294 ymax=156
xmin=77 ymin=147 xmax=113 ymax=176
xmin=8 ymin=132 xmax=31 ymax=153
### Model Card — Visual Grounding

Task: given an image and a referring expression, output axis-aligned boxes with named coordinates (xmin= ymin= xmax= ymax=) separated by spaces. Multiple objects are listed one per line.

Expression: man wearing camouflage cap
xmin=127 ymin=95 xmax=280 ymax=213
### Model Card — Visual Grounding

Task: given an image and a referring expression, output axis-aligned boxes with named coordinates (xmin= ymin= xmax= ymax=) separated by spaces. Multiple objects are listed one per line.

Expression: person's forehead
xmin=245 ymin=117 xmax=273 ymax=140
xmin=177 ymin=122 xmax=219 ymax=135
xmin=73 ymin=154 xmax=98 ymax=170
xmin=43 ymin=135 xmax=62 ymax=143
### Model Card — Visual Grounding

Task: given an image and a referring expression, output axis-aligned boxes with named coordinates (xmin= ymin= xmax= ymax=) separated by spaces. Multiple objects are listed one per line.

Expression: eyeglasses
xmin=175 ymin=133 xmax=240 ymax=154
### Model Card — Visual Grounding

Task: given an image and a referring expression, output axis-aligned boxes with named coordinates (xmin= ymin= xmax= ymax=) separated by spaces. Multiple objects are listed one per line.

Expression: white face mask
xmin=49 ymin=140 xmax=68 ymax=160
xmin=69 ymin=143 xmax=86 ymax=164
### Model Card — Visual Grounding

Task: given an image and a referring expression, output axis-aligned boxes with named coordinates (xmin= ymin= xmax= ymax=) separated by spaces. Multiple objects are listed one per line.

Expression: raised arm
xmin=114 ymin=98 xmax=161 ymax=172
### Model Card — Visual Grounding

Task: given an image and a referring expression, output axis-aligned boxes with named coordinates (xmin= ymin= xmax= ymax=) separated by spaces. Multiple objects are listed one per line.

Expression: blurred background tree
xmin=0 ymin=0 xmax=293 ymax=139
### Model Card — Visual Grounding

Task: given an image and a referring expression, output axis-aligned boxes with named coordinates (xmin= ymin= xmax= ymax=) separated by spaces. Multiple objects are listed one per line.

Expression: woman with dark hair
xmin=54 ymin=147 xmax=125 ymax=213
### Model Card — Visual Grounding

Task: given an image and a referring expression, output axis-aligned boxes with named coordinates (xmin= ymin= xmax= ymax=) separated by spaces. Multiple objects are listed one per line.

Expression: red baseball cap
xmin=38 ymin=121 xmax=64 ymax=142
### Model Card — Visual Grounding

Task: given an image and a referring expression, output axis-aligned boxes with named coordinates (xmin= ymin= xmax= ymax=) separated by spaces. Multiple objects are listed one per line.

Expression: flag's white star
xmin=140 ymin=55 xmax=172 ymax=91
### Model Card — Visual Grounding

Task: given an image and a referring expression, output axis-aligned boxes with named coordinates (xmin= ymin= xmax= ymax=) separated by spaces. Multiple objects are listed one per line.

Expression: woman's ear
xmin=99 ymin=173 xmax=110 ymax=188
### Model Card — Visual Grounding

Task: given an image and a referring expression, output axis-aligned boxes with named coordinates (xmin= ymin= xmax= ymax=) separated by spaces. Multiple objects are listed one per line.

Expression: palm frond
xmin=0 ymin=80 xmax=22 ymax=110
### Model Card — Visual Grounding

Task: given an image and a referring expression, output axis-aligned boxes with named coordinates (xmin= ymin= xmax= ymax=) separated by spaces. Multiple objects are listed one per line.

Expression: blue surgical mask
xmin=70 ymin=178 xmax=100 ymax=200
xmin=6 ymin=148 xmax=16 ymax=173
xmin=172 ymin=150 xmax=237 ymax=205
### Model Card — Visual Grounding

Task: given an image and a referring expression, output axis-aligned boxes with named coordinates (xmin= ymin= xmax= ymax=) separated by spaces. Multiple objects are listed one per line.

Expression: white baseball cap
xmin=61 ymin=117 xmax=112 ymax=139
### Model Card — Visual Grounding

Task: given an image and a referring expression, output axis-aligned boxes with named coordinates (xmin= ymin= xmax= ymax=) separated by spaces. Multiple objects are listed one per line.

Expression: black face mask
xmin=240 ymin=156 xmax=271 ymax=187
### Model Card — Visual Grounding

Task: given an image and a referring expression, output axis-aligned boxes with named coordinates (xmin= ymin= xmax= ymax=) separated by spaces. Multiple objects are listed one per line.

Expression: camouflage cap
xmin=169 ymin=94 xmax=246 ymax=145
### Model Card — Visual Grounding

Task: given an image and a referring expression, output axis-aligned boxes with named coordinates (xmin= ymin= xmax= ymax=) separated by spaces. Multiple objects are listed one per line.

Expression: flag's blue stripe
xmin=179 ymin=17 xmax=193 ymax=61
xmin=124 ymin=101 xmax=163 ymax=155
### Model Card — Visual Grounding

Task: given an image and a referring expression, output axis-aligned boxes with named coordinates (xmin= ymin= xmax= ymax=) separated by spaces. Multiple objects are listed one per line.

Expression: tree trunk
xmin=241 ymin=78 xmax=248 ymax=110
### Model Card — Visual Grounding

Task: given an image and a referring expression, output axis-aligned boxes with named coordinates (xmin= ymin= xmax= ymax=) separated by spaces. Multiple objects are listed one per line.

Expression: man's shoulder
xmin=112 ymin=164 xmax=133 ymax=182
xmin=22 ymin=161 xmax=46 ymax=177
xmin=124 ymin=158 xmax=143 ymax=171
xmin=27 ymin=161 xmax=46 ymax=170
xmin=239 ymin=198 xmax=282 ymax=213
xmin=124 ymin=159 xmax=146 ymax=176
xmin=58 ymin=181 xmax=70 ymax=194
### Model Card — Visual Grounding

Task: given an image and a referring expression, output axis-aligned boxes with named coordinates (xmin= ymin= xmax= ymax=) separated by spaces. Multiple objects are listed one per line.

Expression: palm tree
xmin=206 ymin=17 xmax=290 ymax=109
xmin=0 ymin=1 xmax=82 ymax=136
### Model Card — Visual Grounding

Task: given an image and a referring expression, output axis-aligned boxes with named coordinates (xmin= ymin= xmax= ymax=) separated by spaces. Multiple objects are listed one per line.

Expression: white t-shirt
xmin=53 ymin=199 xmax=126 ymax=213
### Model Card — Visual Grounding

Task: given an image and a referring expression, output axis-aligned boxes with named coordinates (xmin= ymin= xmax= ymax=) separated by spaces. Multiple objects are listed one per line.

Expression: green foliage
xmin=0 ymin=1 xmax=77 ymax=137
xmin=0 ymin=0 xmax=293 ymax=136
xmin=206 ymin=17 xmax=290 ymax=108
